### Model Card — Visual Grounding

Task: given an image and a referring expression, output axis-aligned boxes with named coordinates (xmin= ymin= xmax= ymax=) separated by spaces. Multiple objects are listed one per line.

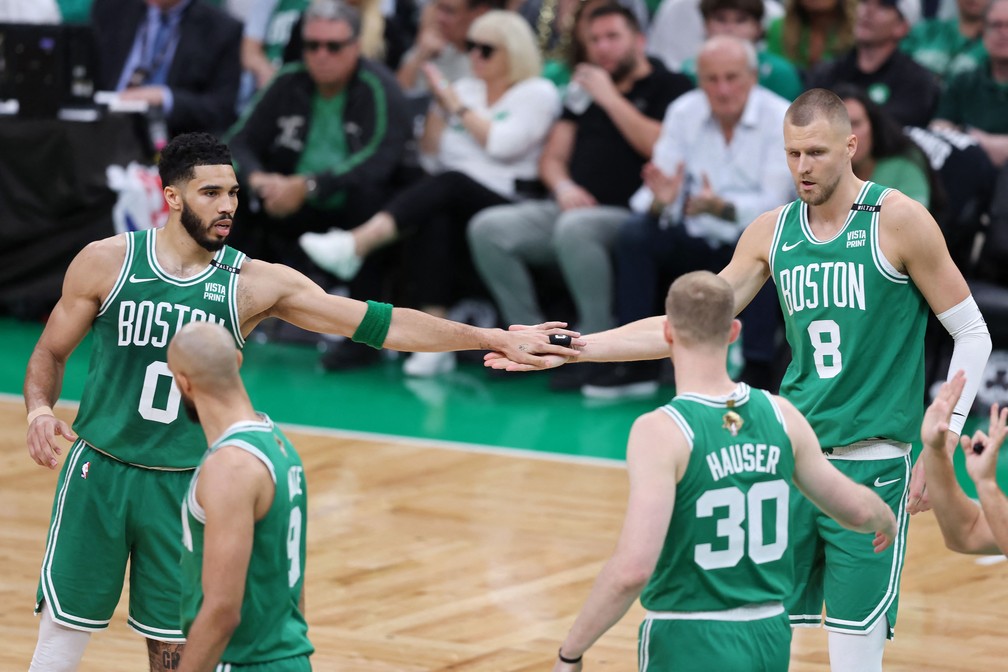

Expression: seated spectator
xmin=902 ymin=0 xmax=990 ymax=80
xmin=467 ymin=4 xmax=692 ymax=389
xmin=582 ymin=36 xmax=794 ymax=398
xmin=541 ymin=0 xmax=615 ymax=85
xmin=518 ymin=0 xmax=648 ymax=85
xmin=681 ymin=0 xmax=803 ymax=99
xmin=807 ymin=0 xmax=939 ymax=127
xmin=836 ymin=84 xmax=938 ymax=208
xmin=299 ymin=9 xmax=560 ymax=375
xmin=226 ymin=0 xmax=412 ymax=368
xmin=397 ymin=0 xmax=504 ymax=93
xmin=765 ymin=0 xmax=857 ymax=71
xmin=91 ymin=0 xmax=242 ymax=138
xmin=931 ymin=0 xmax=1008 ymax=167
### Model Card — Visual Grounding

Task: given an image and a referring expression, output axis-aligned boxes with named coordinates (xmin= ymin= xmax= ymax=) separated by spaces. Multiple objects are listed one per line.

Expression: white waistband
xmin=825 ymin=440 xmax=911 ymax=460
xmin=645 ymin=602 xmax=784 ymax=622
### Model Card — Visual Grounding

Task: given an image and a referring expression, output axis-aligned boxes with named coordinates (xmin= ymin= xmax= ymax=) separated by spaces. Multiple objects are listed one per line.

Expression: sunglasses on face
xmin=303 ymin=38 xmax=355 ymax=54
xmin=465 ymin=39 xmax=497 ymax=59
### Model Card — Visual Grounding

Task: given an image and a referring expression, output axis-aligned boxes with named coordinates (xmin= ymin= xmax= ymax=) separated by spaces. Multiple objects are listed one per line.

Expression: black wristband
xmin=558 ymin=648 xmax=583 ymax=664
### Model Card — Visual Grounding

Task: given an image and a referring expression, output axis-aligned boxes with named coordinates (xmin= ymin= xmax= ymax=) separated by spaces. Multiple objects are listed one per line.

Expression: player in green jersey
xmin=492 ymin=89 xmax=991 ymax=671
xmin=23 ymin=132 xmax=580 ymax=671
xmin=552 ymin=271 xmax=896 ymax=672
xmin=168 ymin=322 xmax=312 ymax=671
xmin=921 ymin=370 xmax=1008 ymax=555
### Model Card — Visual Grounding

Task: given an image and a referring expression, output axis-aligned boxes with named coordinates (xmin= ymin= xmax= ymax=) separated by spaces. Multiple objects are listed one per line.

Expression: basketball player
xmin=23 ymin=132 xmax=579 ymax=671
xmin=920 ymin=371 xmax=1008 ymax=555
xmin=167 ymin=322 xmax=312 ymax=671
xmin=492 ymin=89 xmax=992 ymax=671
xmin=552 ymin=271 xmax=896 ymax=672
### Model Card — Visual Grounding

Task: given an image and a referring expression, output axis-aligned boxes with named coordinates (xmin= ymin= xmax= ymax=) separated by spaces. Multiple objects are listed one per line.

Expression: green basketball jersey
xmin=180 ymin=416 xmax=313 ymax=664
xmin=768 ymin=181 xmax=928 ymax=448
xmin=73 ymin=228 xmax=246 ymax=469
xmin=641 ymin=385 xmax=795 ymax=613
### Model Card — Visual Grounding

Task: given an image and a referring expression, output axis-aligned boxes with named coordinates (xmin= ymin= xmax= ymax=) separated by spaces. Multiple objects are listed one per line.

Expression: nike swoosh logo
xmin=782 ymin=240 xmax=803 ymax=252
xmin=128 ymin=274 xmax=157 ymax=283
xmin=874 ymin=477 xmax=901 ymax=487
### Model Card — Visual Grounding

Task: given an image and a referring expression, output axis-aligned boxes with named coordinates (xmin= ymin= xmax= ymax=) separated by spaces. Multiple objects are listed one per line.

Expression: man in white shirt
xmin=583 ymin=35 xmax=794 ymax=398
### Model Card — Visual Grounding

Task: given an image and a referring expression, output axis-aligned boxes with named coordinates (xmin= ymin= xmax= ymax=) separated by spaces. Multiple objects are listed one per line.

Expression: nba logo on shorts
xmin=81 ymin=462 xmax=90 ymax=480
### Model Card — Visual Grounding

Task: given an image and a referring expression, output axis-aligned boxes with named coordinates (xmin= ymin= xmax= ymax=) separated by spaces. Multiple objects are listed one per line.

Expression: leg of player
xmin=28 ymin=603 xmax=91 ymax=671
xmin=826 ymin=618 xmax=887 ymax=672
xmin=147 ymin=639 xmax=185 ymax=671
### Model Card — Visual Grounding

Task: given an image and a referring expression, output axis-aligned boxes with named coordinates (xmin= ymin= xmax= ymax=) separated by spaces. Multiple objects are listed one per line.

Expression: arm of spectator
xmin=967 ymin=129 xmax=1008 ymax=168
xmin=420 ymin=101 xmax=447 ymax=157
xmin=539 ymin=120 xmax=597 ymax=210
xmin=397 ymin=8 xmax=444 ymax=91
xmin=168 ymin=17 xmax=243 ymax=136
xmin=573 ymin=64 xmax=662 ymax=158
xmin=242 ymin=37 xmax=278 ymax=89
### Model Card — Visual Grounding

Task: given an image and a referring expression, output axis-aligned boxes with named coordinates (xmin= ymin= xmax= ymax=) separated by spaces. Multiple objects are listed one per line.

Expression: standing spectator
xmin=397 ymin=0 xmax=503 ymax=93
xmin=681 ymin=0 xmax=804 ymax=100
xmin=931 ymin=0 xmax=1008 ymax=167
xmin=902 ymin=0 xmax=990 ymax=80
xmin=468 ymin=4 xmax=691 ymax=389
xmin=765 ymin=0 xmax=857 ymax=70
xmin=299 ymin=10 xmax=560 ymax=375
xmin=806 ymin=0 xmax=939 ymax=128
xmin=92 ymin=0 xmax=243 ymax=137
xmin=226 ymin=0 xmax=411 ymax=369
xmin=582 ymin=36 xmax=793 ymax=398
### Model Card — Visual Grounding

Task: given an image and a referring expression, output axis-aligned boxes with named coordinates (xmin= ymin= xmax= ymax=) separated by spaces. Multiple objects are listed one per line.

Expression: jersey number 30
xmin=694 ymin=480 xmax=789 ymax=570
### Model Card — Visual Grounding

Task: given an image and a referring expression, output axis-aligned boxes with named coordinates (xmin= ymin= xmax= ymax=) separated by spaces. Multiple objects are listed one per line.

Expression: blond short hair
xmin=665 ymin=271 xmax=735 ymax=347
xmin=786 ymin=87 xmax=852 ymax=134
xmin=469 ymin=10 xmax=543 ymax=85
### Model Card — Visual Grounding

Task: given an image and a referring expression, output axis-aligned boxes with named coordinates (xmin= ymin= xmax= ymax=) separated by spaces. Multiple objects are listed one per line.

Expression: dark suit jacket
xmin=91 ymin=0 xmax=242 ymax=137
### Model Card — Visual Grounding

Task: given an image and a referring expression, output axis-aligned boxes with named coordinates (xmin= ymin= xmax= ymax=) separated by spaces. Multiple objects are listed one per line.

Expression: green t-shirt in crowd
xmin=934 ymin=58 xmax=1008 ymax=133
xmin=870 ymin=154 xmax=930 ymax=209
xmin=295 ymin=91 xmax=349 ymax=210
xmin=765 ymin=17 xmax=846 ymax=70
xmin=901 ymin=18 xmax=987 ymax=80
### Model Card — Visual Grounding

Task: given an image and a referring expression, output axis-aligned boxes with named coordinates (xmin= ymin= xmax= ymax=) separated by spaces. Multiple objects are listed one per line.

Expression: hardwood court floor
xmin=1 ymin=401 xmax=1005 ymax=671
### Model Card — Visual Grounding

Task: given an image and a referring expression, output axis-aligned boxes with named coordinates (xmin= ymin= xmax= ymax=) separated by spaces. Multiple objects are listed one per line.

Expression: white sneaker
xmin=403 ymin=351 xmax=456 ymax=377
xmin=298 ymin=229 xmax=363 ymax=280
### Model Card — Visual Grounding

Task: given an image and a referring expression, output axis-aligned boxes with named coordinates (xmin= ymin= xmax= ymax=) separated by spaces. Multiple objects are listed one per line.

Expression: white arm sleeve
xmin=938 ymin=295 xmax=992 ymax=435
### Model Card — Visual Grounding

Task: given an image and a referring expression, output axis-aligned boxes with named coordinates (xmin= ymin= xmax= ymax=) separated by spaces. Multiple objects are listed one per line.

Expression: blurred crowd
xmin=4 ymin=0 xmax=1008 ymax=394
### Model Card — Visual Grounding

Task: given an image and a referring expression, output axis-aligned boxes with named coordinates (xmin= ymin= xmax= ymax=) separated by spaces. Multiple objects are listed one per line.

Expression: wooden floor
xmin=1 ymin=401 xmax=1005 ymax=671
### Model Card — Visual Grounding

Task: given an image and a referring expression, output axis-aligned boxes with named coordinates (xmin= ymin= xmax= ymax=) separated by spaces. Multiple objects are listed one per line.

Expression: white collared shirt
xmin=631 ymin=85 xmax=795 ymax=247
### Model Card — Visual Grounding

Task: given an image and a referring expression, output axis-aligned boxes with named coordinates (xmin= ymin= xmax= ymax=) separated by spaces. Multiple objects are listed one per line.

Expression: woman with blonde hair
xmin=300 ymin=10 xmax=561 ymax=375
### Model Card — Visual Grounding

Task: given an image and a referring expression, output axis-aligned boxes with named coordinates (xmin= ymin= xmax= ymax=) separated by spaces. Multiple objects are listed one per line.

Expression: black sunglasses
xmin=465 ymin=39 xmax=497 ymax=59
xmin=303 ymin=38 xmax=355 ymax=54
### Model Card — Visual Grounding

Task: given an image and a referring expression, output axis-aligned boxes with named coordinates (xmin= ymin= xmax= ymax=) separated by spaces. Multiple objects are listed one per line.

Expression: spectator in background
xmin=397 ymin=0 xmax=503 ymax=93
xmin=807 ymin=0 xmax=940 ymax=128
xmin=300 ymin=10 xmax=560 ymax=375
xmin=681 ymin=0 xmax=803 ymax=100
xmin=837 ymin=84 xmax=939 ymax=209
xmin=226 ymin=0 xmax=411 ymax=369
xmin=582 ymin=35 xmax=794 ymax=398
xmin=765 ymin=0 xmax=856 ymax=71
xmin=91 ymin=0 xmax=242 ymax=138
xmin=902 ymin=0 xmax=990 ymax=80
xmin=468 ymin=4 xmax=692 ymax=389
xmin=932 ymin=0 xmax=1008 ymax=167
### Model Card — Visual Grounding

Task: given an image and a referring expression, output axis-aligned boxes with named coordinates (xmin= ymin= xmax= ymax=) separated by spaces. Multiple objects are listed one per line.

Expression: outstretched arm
xmin=240 ymin=261 xmax=582 ymax=366
xmin=963 ymin=403 xmax=1008 ymax=554
xmin=553 ymin=411 xmax=683 ymax=671
xmin=783 ymin=398 xmax=897 ymax=551
xmin=920 ymin=373 xmax=1000 ymax=554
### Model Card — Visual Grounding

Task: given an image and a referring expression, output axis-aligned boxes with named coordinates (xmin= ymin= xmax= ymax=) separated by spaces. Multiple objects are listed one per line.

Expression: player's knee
xmin=29 ymin=602 xmax=91 ymax=672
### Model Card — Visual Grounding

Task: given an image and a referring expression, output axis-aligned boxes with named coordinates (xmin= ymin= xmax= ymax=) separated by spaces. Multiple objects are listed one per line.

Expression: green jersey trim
xmin=96 ymin=233 xmax=134 ymax=318
xmin=868 ymin=189 xmax=910 ymax=284
xmin=146 ymin=228 xmax=227 ymax=287
xmin=659 ymin=405 xmax=695 ymax=450
xmin=675 ymin=383 xmax=753 ymax=408
xmin=797 ymin=180 xmax=873 ymax=245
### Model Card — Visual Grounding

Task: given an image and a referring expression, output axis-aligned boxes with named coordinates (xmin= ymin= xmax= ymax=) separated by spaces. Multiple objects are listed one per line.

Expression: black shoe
xmin=320 ymin=339 xmax=382 ymax=371
xmin=581 ymin=361 xmax=660 ymax=400
xmin=549 ymin=363 xmax=599 ymax=392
